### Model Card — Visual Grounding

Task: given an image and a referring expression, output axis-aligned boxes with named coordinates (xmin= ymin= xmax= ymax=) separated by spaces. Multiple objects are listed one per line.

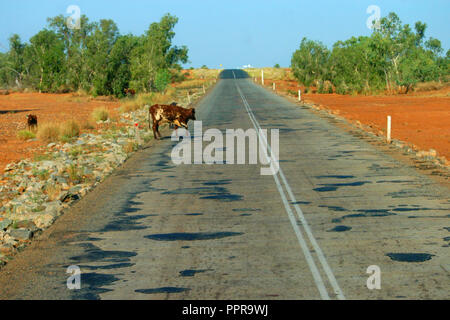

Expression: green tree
xmin=47 ymin=14 xmax=94 ymax=90
xmin=290 ymin=12 xmax=448 ymax=95
xmin=130 ymin=14 xmax=188 ymax=92
xmin=25 ymin=29 xmax=65 ymax=92
xmin=108 ymin=34 xmax=138 ymax=97
xmin=85 ymin=19 xmax=119 ymax=96
xmin=0 ymin=34 xmax=27 ymax=87
xmin=330 ymin=36 xmax=385 ymax=94
xmin=154 ymin=68 xmax=171 ymax=92
xmin=291 ymin=37 xmax=330 ymax=87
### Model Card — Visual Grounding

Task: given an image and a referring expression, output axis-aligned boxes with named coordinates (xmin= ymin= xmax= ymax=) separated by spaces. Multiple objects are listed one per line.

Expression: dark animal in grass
xmin=149 ymin=104 xmax=196 ymax=139
xmin=26 ymin=114 xmax=38 ymax=131
xmin=124 ymin=88 xmax=136 ymax=96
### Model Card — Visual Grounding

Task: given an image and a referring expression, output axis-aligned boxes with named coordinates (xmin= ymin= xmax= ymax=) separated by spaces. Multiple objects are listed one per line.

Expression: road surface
xmin=0 ymin=69 xmax=448 ymax=300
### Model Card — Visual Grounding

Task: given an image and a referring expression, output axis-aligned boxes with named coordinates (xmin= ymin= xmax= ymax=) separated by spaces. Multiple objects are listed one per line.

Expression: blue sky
xmin=1 ymin=0 xmax=449 ymax=68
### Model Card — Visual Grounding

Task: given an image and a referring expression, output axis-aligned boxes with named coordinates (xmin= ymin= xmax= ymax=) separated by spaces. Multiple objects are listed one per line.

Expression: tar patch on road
xmin=135 ymin=287 xmax=191 ymax=294
xmin=327 ymin=225 xmax=352 ymax=232
xmin=386 ymin=253 xmax=435 ymax=262
xmin=313 ymin=181 xmax=370 ymax=192
xmin=78 ymin=262 xmax=135 ymax=270
xmin=144 ymin=232 xmax=244 ymax=241
xmin=71 ymin=273 xmax=120 ymax=300
xmin=179 ymin=269 xmax=211 ymax=277
xmin=69 ymin=243 xmax=137 ymax=263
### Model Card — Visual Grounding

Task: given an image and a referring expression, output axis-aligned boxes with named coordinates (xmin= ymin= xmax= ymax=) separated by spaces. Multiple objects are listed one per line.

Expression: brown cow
xmin=26 ymin=114 xmax=38 ymax=132
xmin=149 ymin=104 xmax=196 ymax=139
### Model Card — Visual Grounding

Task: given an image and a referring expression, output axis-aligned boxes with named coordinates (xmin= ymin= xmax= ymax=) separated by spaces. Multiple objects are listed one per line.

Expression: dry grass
xmin=119 ymin=89 xmax=178 ymax=113
xmin=37 ymin=123 xmax=61 ymax=143
xmin=119 ymin=99 xmax=142 ymax=113
xmin=244 ymin=67 xmax=295 ymax=81
xmin=414 ymin=81 xmax=446 ymax=92
xmin=44 ymin=183 xmax=62 ymax=201
xmin=91 ymin=107 xmax=110 ymax=121
xmin=175 ymin=79 xmax=205 ymax=90
xmin=123 ymin=141 xmax=137 ymax=154
xmin=66 ymin=164 xmax=83 ymax=184
xmin=37 ymin=120 xmax=81 ymax=143
xmin=187 ymin=69 xmax=221 ymax=80
xmin=60 ymin=120 xmax=80 ymax=139
xmin=81 ymin=119 xmax=96 ymax=130
xmin=151 ymin=91 xmax=177 ymax=104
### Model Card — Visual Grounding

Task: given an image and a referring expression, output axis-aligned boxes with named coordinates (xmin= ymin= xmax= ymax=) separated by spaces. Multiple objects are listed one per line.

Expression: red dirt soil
xmin=0 ymin=92 xmax=119 ymax=174
xmin=263 ymin=79 xmax=450 ymax=161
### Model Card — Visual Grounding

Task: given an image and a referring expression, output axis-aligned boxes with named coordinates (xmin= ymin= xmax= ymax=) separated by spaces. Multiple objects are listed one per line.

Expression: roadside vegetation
xmin=245 ymin=67 xmax=295 ymax=81
xmin=0 ymin=13 xmax=188 ymax=97
xmin=91 ymin=107 xmax=110 ymax=122
xmin=290 ymin=12 xmax=449 ymax=95
xmin=16 ymin=130 xmax=36 ymax=141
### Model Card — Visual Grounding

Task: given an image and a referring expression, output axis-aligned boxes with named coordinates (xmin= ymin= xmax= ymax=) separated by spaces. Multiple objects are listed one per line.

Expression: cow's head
xmin=189 ymin=108 xmax=196 ymax=121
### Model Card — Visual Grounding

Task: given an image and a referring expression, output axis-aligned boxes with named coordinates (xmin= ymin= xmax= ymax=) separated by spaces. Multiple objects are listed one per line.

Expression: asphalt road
xmin=0 ymin=69 xmax=449 ymax=300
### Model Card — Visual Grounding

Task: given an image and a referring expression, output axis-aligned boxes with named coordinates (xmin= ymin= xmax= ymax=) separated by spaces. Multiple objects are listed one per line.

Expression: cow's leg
xmin=152 ymin=121 xmax=159 ymax=140
xmin=155 ymin=122 xmax=162 ymax=139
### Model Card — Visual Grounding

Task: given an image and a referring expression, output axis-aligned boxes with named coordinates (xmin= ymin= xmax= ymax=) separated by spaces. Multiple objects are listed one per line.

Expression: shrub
xmin=66 ymin=164 xmax=82 ymax=184
xmin=91 ymin=107 xmax=109 ymax=122
xmin=123 ymin=141 xmax=138 ymax=153
xmin=287 ymin=89 xmax=296 ymax=96
xmin=37 ymin=123 xmax=61 ymax=142
xmin=81 ymin=119 xmax=95 ymax=130
xmin=60 ymin=120 xmax=80 ymax=140
xmin=17 ymin=130 xmax=36 ymax=140
xmin=69 ymin=146 xmax=83 ymax=158
xmin=175 ymin=80 xmax=204 ymax=90
xmin=414 ymin=81 xmax=445 ymax=92
xmin=44 ymin=183 xmax=62 ymax=201
xmin=33 ymin=153 xmax=51 ymax=161
xmin=32 ymin=168 xmax=50 ymax=181
xmin=120 ymin=100 xmax=141 ymax=113
xmin=154 ymin=69 xmax=171 ymax=92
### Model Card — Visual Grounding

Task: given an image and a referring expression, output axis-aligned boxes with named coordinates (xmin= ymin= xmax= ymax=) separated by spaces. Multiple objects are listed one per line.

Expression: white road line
xmin=232 ymin=70 xmax=345 ymax=300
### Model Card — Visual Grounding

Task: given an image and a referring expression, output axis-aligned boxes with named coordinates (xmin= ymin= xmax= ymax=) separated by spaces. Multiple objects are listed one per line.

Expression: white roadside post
xmin=187 ymin=91 xmax=191 ymax=104
xmin=298 ymin=89 xmax=301 ymax=101
xmin=387 ymin=115 xmax=391 ymax=143
xmin=203 ymin=83 xmax=205 ymax=94
xmin=273 ymin=82 xmax=275 ymax=91
xmin=261 ymin=69 xmax=264 ymax=85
